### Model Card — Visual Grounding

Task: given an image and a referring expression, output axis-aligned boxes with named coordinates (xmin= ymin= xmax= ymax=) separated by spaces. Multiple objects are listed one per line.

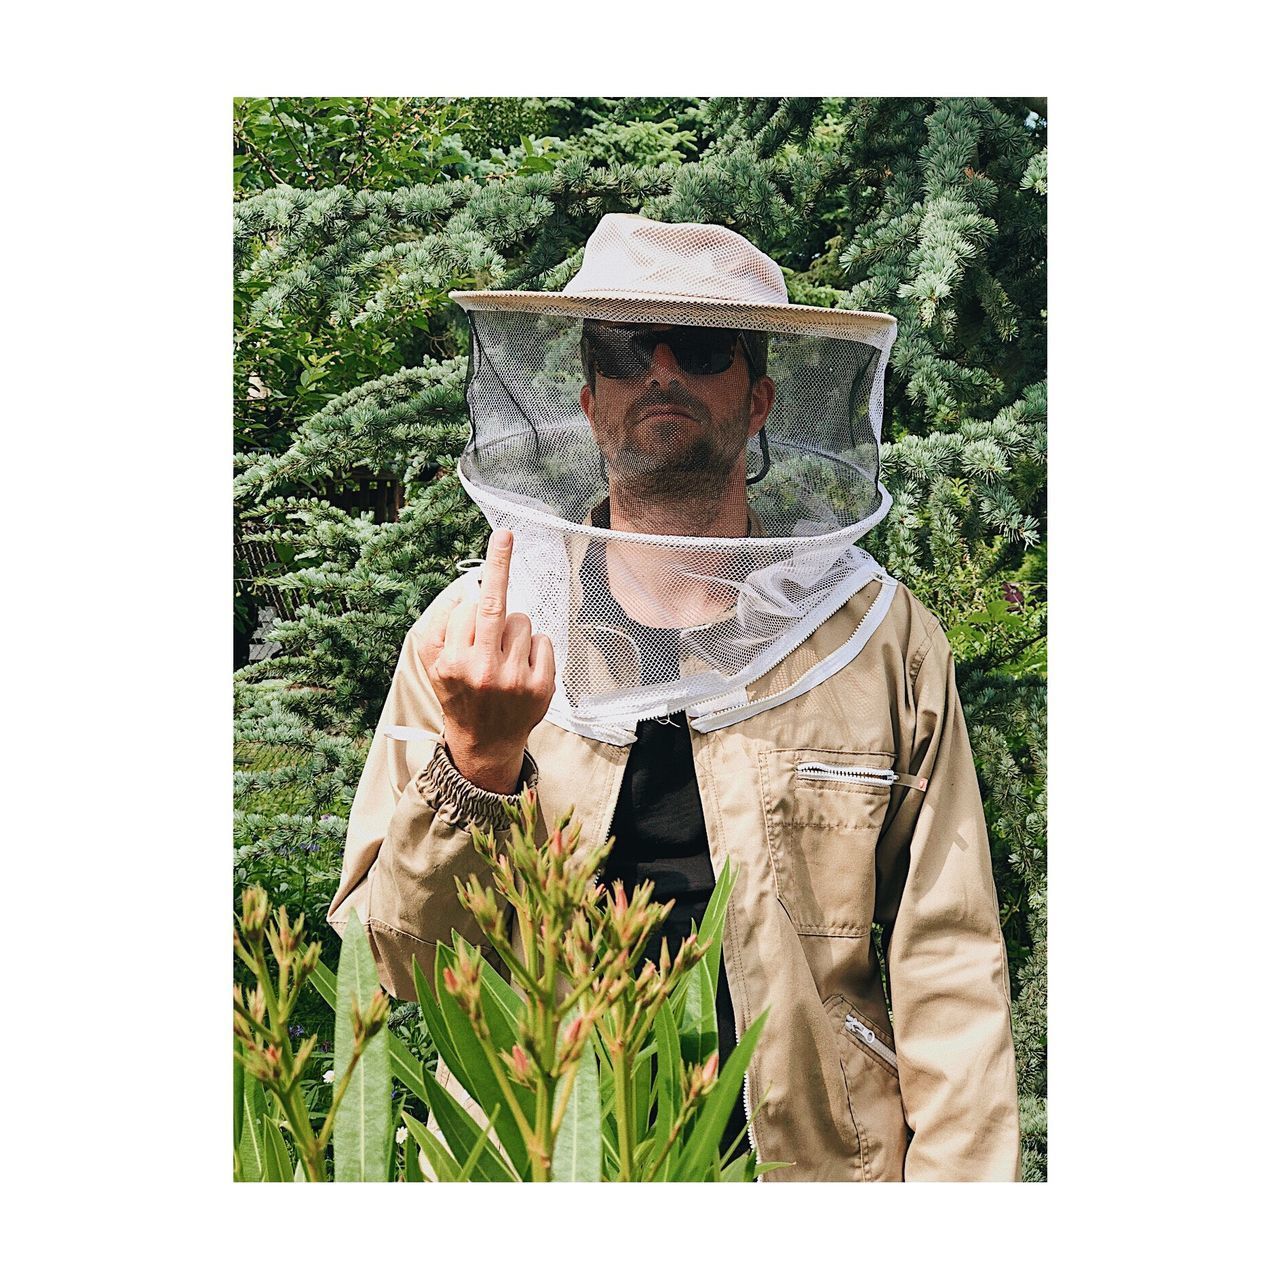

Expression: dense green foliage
xmin=236 ymin=804 xmax=774 ymax=1181
xmin=233 ymin=96 xmax=1047 ymax=1179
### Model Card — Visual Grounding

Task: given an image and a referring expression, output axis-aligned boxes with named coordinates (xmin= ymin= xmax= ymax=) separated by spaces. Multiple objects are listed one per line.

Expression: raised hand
xmin=419 ymin=528 xmax=556 ymax=793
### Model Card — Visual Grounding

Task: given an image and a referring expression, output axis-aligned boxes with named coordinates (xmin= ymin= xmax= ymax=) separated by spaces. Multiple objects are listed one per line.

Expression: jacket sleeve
xmin=326 ymin=610 xmax=536 ymax=1001
xmin=874 ymin=619 xmax=1022 ymax=1181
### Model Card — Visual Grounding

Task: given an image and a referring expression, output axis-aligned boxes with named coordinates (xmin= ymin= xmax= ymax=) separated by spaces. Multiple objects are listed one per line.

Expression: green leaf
xmin=592 ymin=1029 xmax=619 ymax=1172
xmin=474 ymin=943 xmax=526 ymax=1041
xmin=697 ymin=859 xmax=737 ymax=992
xmin=717 ymin=1149 xmax=788 ymax=1180
xmin=632 ymin=1051 xmax=649 ymax=1148
xmin=552 ymin=1050 xmax=601 ymax=1182
xmin=309 ymin=956 xmax=337 ymax=1007
xmin=236 ymin=1077 xmax=267 ymax=1181
xmin=477 ymin=975 xmax=523 ymax=1056
xmin=669 ymin=862 xmax=736 ymax=1033
xmin=402 ymin=1110 xmax=460 ymax=1182
xmin=388 ymin=1040 xmax=431 ymax=1109
xmin=412 ymin=954 xmax=455 ymax=1052
xmin=427 ymin=945 xmax=531 ymax=1175
xmin=673 ymin=1011 xmax=767 ymax=1182
xmin=403 ymin=1128 xmax=424 ymax=1183
xmin=719 ymin=1149 xmax=753 ymax=1181
xmin=309 ymin=960 xmax=431 ymax=1109
xmin=333 ymin=915 xmax=392 ymax=1181
xmin=994 ymin=635 xmax=1047 ymax=679
xmin=245 ymin=1073 xmax=266 ymax=1125
xmin=420 ymin=1071 xmax=516 ymax=1182
xmin=233 ymin=1051 xmax=244 ymax=1153
xmin=678 ymin=956 xmax=717 ymax=1065
xmin=409 ymin=954 xmax=492 ymax=1146
xmin=457 ymin=1114 xmax=502 ymax=1181
xmin=446 ymin=936 xmax=525 ymax=1060
xmin=631 ymin=1135 xmax=659 ymax=1169
xmin=261 ymin=1116 xmax=293 ymax=1182
xmin=652 ymin=1001 xmax=680 ymax=1177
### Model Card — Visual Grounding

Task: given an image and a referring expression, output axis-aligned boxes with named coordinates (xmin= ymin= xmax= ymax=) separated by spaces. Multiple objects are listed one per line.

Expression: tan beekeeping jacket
xmin=328 ymin=572 xmax=1022 ymax=1181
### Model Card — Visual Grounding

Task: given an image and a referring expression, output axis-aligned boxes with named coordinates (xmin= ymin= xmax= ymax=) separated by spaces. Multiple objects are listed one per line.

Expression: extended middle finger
xmin=474 ymin=528 xmax=513 ymax=650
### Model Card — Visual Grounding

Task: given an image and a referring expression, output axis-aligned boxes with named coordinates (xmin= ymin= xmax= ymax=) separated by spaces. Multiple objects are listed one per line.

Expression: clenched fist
xmin=419 ymin=528 xmax=556 ymax=793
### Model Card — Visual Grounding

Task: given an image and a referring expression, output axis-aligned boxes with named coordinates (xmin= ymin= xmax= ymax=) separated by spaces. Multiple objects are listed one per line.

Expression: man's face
xmin=579 ymin=323 xmax=775 ymax=511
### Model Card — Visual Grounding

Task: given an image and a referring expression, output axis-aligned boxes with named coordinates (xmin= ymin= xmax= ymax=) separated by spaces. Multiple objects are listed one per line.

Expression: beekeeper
xmin=329 ymin=214 xmax=1021 ymax=1181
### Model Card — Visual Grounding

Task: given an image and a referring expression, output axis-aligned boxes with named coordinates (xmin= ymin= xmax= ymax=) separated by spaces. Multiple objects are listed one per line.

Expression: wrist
xmin=419 ymin=740 xmax=538 ymax=833
xmin=442 ymin=736 xmax=526 ymax=795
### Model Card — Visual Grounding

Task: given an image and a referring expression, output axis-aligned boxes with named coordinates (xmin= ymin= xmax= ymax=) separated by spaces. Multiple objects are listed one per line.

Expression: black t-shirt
xmin=604 ymin=712 xmax=751 ymax=1161
xmin=582 ymin=535 xmax=751 ymax=1161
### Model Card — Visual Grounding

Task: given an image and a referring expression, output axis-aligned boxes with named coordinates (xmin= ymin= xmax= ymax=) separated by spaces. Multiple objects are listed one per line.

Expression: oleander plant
xmin=233 ymin=790 xmax=780 ymax=1181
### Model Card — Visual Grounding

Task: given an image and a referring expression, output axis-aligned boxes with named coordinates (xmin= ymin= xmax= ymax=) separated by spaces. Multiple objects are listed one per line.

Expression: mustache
xmin=624 ymin=383 xmax=706 ymax=427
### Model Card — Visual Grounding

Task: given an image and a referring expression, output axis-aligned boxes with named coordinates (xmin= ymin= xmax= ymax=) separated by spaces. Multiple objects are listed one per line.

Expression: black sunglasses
xmin=582 ymin=322 xmax=748 ymax=380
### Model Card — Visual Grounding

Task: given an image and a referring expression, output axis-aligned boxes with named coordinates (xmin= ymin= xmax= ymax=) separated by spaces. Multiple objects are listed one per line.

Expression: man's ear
xmin=580 ymin=384 xmax=595 ymax=422
xmin=747 ymin=375 xmax=775 ymax=438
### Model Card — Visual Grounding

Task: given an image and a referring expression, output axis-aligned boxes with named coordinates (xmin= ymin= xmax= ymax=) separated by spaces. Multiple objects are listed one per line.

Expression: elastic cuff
xmin=416 ymin=738 xmax=539 ymax=830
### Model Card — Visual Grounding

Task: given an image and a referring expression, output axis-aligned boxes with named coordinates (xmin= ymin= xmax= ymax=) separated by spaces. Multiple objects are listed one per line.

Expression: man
xmin=329 ymin=213 xmax=1021 ymax=1180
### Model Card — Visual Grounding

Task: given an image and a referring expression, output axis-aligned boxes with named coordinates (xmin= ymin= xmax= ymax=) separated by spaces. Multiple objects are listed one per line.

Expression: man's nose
xmin=647 ymin=342 xmax=684 ymax=382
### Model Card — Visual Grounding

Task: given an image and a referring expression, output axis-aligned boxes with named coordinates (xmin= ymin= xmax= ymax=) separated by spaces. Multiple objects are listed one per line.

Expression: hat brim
xmin=448 ymin=290 xmax=897 ymax=344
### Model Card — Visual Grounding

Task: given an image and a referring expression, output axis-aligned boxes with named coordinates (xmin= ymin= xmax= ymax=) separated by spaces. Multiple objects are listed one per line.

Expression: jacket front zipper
xmin=843 ymin=1012 xmax=898 ymax=1073
xmin=740 ymin=1043 xmax=758 ymax=1173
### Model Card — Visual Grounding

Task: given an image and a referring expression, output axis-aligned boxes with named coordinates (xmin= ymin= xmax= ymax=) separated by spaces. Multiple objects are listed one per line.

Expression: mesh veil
xmin=453 ymin=290 xmax=898 ymax=736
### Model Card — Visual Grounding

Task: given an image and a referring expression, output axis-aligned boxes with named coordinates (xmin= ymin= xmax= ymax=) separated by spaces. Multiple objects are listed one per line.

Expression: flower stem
xmin=614 ymin=1040 xmax=633 ymax=1181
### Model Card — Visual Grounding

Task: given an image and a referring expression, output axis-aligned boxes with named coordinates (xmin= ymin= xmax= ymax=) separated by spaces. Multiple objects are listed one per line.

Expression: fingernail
xmin=494 ymin=529 xmax=513 ymax=548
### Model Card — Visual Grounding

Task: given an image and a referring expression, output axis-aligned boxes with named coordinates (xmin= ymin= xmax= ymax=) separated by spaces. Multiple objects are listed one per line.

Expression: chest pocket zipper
xmin=843 ymin=1013 xmax=899 ymax=1074
xmin=795 ymin=760 xmax=928 ymax=793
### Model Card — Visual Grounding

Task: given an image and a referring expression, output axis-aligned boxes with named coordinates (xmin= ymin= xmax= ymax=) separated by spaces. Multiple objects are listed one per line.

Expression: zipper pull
xmin=893 ymin=772 xmax=928 ymax=793
xmin=844 ymin=1014 xmax=877 ymax=1045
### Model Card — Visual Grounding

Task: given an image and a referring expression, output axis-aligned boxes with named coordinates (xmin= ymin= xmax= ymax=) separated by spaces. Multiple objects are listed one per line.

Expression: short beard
xmin=606 ymin=434 xmax=744 ymax=529
xmin=591 ymin=374 xmax=755 ymax=532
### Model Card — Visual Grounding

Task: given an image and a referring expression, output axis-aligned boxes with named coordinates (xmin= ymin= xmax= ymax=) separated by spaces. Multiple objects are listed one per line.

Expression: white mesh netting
xmin=451 ymin=242 xmax=898 ymax=735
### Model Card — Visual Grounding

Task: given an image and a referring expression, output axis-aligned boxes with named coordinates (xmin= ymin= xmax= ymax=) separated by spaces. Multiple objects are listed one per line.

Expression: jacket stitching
xmin=785 ymin=818 xmax=886 ymax=832
xmin=704 ymin=744 xmax=752 ymax=1025
xmin=368 ymin=915 xmax=498 ymax=962
xmin=837 ymin=1057 xmax=868 ymax=1180
xmin=908 ymin=614 xmax=943 ymax=690
xmin=791 ymin=921 xmax=869 ymax=938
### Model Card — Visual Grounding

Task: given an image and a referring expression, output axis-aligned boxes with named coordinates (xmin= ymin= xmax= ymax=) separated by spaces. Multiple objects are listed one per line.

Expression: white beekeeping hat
xmin=448 ymin=214 xmax=901 ymax=739
xmin=453 ymin=212 xmax=895 ymax=340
